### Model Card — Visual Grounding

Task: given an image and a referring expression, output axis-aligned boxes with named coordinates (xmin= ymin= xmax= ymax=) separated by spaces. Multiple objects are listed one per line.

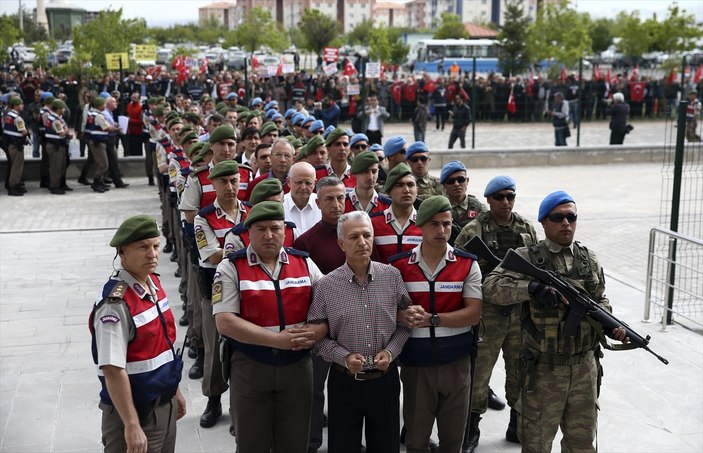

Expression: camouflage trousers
xmin=470 ymin=302 xmax=521 ymax=413
xmin=516 ymin=352 xmax=598 ymax=453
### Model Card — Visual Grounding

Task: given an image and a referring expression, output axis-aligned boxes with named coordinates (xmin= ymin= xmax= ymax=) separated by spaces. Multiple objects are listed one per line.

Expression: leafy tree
xmin=613 ymin=11 xmax=650 ymax=58
xmin=527 ymin=0 xmax=592 ymax=67
xmin=298 ymin=8 xmax=339 ymax=57
xmin=434 ymin=12 xmax=469 ymax=39
xmin=650 ymin=5 xmax=700 ymax=53
xmin=72 ymin=8 xmax=147 ymax=70
xmin=34 ymin=39 xmax=57 ymax=68
xmin=0 ymin=9 xmax=49 ymax=44
xmin=589 ymin=17 xmax=613 ymax=55
xmin=347 ymin=19 xmax=374 ymax=47
xmin=497 ymin=0 xmax=531 ymax=75
xmin=234 ymin=8 xmax=288 ymax=54
xmin=369 ymin=26 xmax=409 ymax=66
xmin=0 ymin=15 xmax=21 ymax=62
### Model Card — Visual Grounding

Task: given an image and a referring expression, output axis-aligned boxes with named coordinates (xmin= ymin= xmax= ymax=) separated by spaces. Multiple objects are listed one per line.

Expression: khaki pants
xmin=100 ymin=398 xmax=177 ymax=453
xmin=200 ymin=291 xmax=228 ymax=397
xmin=46 ymin=142 xmax=67 ymax=189
xmin=88 ymin=140 xmax=109 ymax=180
xmin=6 ymin=142 xmax=24 ymax=187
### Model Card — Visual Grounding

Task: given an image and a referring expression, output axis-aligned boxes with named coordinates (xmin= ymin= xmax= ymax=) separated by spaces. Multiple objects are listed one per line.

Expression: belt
xmin=332 ymin=362 xmax=393 ymax=381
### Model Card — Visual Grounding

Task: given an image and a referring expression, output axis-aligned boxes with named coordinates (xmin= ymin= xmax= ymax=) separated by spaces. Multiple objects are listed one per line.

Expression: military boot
xmin=199 ymin=395 xmax=222 ymax=428
xmin=462 ymin=412 xmax=481 ymax=453
xmin=506 ymin=408 xmax=520 ymax=443
xmin=188 ymin=348 xmax=204 ymax=379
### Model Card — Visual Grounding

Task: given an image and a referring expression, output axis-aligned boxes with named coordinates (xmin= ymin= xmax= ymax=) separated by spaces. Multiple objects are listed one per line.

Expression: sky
xmin=1 ymin=0 xmax=702 ymax=27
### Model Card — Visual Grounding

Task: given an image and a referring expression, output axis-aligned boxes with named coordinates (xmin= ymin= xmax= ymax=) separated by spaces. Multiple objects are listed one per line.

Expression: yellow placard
xmin=134 ymin=45 xmax=157 ymax=61
xmin=105 ymin=53 xmax=129 ymax=70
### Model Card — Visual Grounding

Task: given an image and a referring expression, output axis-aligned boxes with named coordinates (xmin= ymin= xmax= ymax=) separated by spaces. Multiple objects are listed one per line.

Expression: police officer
xmin=89 ymin=215 xmax=186 ymax=453
xmin=2 ymin=97 xmax=28 ymax=196
xmin=84 ymin=97 xmax=115 ymax=193
xmin=44 ymin=100 xmax=72 ymax=195
xmin=455 ymin=176 xmax=539 ymax=452
xmin=483 ymin=191 xmax=628 ymax=453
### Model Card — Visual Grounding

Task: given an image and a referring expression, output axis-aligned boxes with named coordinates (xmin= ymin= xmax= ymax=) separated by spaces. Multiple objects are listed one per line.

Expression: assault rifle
xmin=464 ymin=236 xmax=669 ymax=365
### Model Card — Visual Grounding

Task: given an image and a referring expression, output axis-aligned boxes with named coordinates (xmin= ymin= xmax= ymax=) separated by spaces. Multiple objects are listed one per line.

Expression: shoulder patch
xmin=369 ymin=211 xmax=384 ymax=218
xmin=227 ymin=248 xmax=248 ymax=261
xmin=388 ymin=250 xmax=413 ymax=264
xmin=100 ymin=314 xmax=121 ymax=324
xmin=285 ymin=247 xmax=309 ymax=258
xmin=198 ymin=204 xmax=216 ymax=217
xmin=378 ymin=194 xmax=392 ymax=205
xmin=108 ymin=281 xmax=128 ymax=302
xmin=453 ymin=249 xmax=477 ymax=260
xmin=232 ymin=222 xmax=247 ymax=235
xmin=284 ymin=221 xmax=297 ymax=230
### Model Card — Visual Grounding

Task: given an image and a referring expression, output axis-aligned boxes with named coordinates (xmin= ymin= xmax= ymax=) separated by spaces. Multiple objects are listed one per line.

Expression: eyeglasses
xmin=444 ymin=176 xmax=467 ymax=185
xmin=547 ymin=213 xmax=577 ymax=223
xmin=272 ymin=153 xmax=293 ymax=160
xmin=408 ymin=155 xmax=429 ymax=163
xmin=351 ymin=144 xmax=368 ymax=150
xmin=492 ymin=192 xmax=516 ymax=201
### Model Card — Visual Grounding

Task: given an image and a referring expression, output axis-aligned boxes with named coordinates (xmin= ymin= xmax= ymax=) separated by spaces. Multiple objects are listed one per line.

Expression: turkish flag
xmin=172 ymin=54 xmax=184 ymax=71
xmin=251 ymin=56 xmax=259 ymax=71
xmin=560 ymin=67 xmax=567 ymax=83
xmin=630 ymin=81 xmax=645 ymax=102
xmin=695 ymin=65 xmax=703 ymax=84
xmin=343 ymin=59 xmax=356 ymax=77
xmin=507 ymin=89 xmax=516 ymax=114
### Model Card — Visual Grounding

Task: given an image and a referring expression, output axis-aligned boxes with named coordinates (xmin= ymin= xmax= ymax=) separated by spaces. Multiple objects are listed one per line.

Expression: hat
xmin=384 ymin=136 xmax=407 ymax=157
xmin=260 ymin=122 xmax=279 ymax=137
xmin=298 ymin=134 xmax=324 ymax=160
xmin=244 ymin=200 xmax=286 ymax=228
xmin=301 ymin=116 xmax=315 ymax=127
xmin=40 ymin=92 xmax=53 ymax=100
xmin=51 ymin=99 xmax=66 ymax=110
xmin=179 ymin=130 xmax=198 ymax=143
xmin=226 ymin=92 xmax=238 ymax=100
xmin=271 ymin=113 xmax=283 ymax=122
xmin=92 ymin=97 xmax=105 ymax=108
xmin=167 ymin=117 xmax=183 ymax=130
xmin=323 ymin=125 xmax=335 ymax=139
xmin=191 ymin=143 xmax=212 ymax=165
xmin=383 ymin=162 xmax=412 ymax=194
xmin=264 ymin=100 xmax=278 ymax=111
xmin=325 ymin=127 xmax=349 ymax=147
xmin=350 ymin=133 xmax=369 ymax=148
xmin=188 ymin=141 xmax=205 ymax=158
xmin=8 ymin=97 xmax=23 ymax=106
xmin=110 ymin=215 xmax=160 ymax=247
xmin=440 ymin=160 xmax=467 ymax=184
xmin=201 ymin=95 xmax=213 ymax=104
xmin=208 ymin=125 xmax=237 ymax=143
xmin=406 ymin=141 xmax=429 ymax=158
xmin=153 ymin=106 xmax=165 ymax=117
xmin=309 ymin=120 xmax=325 ymax=133
xmin=284 ymin=108 xmax=296 ymax=119
xmin=369 ymin=143 xmax=383 ymax=153
xmin=416 ymin=195 xmax=452 ymax=227
xmin=216 ymin=101 xmax=227 ymax=110
xmin=43 ymin=96 xmax=55 ymax=105
xmin=99 ymin=91 xmax=110 ymax=99
xmin=286 ymin=136 xmax=303 ymax=149
xmin=484 ymin=176 xmax=517 ymax=197
xmin=165 ymin=111 xmax=181 ymax=122
xmin=538 ymin=191 xmax=575 ymax=222
xmin=209 ymin=160 xmax=240 ymax=179
xmin=235 ymin=105 xmax=249 ymax=114
xmin=147 ymin=97 xmax=158 ymax=105
xmin=249 ymin=97 xmax=263 ymax=107
xmin=292 ymin=112 xmax=305 ymax=126
xmin=265 ymin=109 xmax=277 ymax=120
xmin=249 ymin=178 xmax=283 ymax=205
xmin=351 ymin=151 xmax=379 ymax=174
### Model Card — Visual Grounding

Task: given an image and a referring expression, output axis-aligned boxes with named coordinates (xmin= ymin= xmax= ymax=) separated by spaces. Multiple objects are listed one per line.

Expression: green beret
xmin=383 ymin=162 xmax=412 ymax=194
xmin=182 ymin=112 xmax=200 ymax=124
xmin=416 ymin=195 xmax=452 ymax=227
xmin=237 ymin=112 xmax=251 ymax=124
xmin=188 ymin=141 xmax=205 ymax=158
xmin=244 ymin=200 xmax=285 ymax=228
xmin=110 ymin=215 xmax=160 ymax=247
xmin=324 ymin=127 xmax=350 ymax=147
xmin=235 ymin=105 xmax=249 ymax=114
xmin=92 ymin=97 xmax=105 ymax=108
xmin=216 ymin=101 xmax=226 ymax=111
xmin=351 ymin=151 xmax=380 ymax=174
xmin=180 ymin=131 xmax=198 ymax=143
xmin=147 ymin=97 xmax=158 ymax=105
xmin=9 ymin=97 xmax=23 ymax=106
xmin=165 ymin=111 xmax=180 ymax=121
xmin=43 ymin=96 xmax=55 ymax=105
xmin=201 ymin=95 xmax=213 ymax=104
xmin=298 ymin=134 xmax=324 ymax=160
xmin=260 ymin=121 xmax=278 ymax=137
xmin=167 ymin=117 xmax=183 ymax=130
xmin=290 ymin=137 xmax=303 ymax=149
xmin=153 ymin=106 xmax=165 ymax=117
xmin=217 ymin=106 xmax=229 ymax=116
xmin=178 ymin=125 xmax=194 ymax=136
xmin=191 ymin=143 xmax=211 ymax=165
xmin=249 ymin=178 xmax=283 ymax=205
xmin=51 ymin=99 xmax=66 ymax=110
xmin=209 ymin=125 xmax=237 ymax=143
xmin=209 ymin=160 xmax=240 ymax=179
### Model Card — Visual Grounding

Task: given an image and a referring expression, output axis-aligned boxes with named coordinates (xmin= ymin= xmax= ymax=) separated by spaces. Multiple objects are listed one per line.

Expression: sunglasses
xmin=352 ymin=144 xmax=368 ymax=150
xmin=444 ymin=176 xmax=467 ymax=185
xmin=408 ymin=155 xmax=429 ymax=163
xmin=492 ymin=192 xmax=516 ymax=201
xmin=302 ymin=125 xmax=310 ymax=130
xmin=547 ymin=213 xmax=578 ymax=223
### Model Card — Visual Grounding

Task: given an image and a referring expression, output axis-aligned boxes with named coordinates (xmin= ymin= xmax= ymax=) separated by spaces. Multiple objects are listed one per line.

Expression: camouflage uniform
xmin=450 ymin=194 xmax=486 ymax=230
xmin=483 ymin=238 xmax=610 ymax=453
xmin=456 ymin=211 xmax=538 ymax=415
xmin=414 ymin=173 xmax=443 ymax=201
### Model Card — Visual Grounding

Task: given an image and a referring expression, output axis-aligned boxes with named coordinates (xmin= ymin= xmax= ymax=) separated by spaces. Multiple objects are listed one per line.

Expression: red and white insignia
xmin=100 ymin=314 xmax=120 ymax=324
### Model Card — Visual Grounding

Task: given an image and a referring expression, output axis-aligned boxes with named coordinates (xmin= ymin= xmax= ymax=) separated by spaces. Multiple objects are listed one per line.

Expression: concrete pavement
xmin=1 ymin=148 xmax=701 ymax=451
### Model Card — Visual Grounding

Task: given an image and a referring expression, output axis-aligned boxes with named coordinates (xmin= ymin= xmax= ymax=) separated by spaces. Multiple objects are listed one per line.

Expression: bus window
xmin=428 ymin=45 xmax=444 ymax=60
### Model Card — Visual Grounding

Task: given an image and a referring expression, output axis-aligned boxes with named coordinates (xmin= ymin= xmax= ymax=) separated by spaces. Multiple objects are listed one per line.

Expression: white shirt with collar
xmin=283 ymin=192 xmax=321 ymax=235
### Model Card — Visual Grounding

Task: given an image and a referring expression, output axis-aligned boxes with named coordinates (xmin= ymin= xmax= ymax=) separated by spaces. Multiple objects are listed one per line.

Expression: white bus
xmin=411 ymin=38 xmax=499 ymax=73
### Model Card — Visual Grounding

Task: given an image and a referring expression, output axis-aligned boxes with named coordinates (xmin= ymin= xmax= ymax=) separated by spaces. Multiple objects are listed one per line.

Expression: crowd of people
xmin=79 ymin=73 xmax=640 ymax=453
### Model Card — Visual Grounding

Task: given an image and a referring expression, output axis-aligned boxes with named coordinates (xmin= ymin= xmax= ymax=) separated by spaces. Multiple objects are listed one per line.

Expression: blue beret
xmin=345 ymin=128 xmax=354 ymax=136
xmin=406 ymin=141 xmax=429 ymax=158
xmin=350 ymin=133 xmax=369 ymax=148
xmin=323 ymin=125 xmax=335 ymax=139
xmin=302 ymin=115 xmax=316 ymax=126
xmin=538 ymin=191 xmax=575 ymax=222
xmin=284 ymin=108 xmax=296 ymax=119
xmin=440 ymin=160 xmax=467 ymax=184
xmin=384 ymin=136 xmax=407 ymax=157
xmin=99 ymin=91 xmax=110 ymax=99
xmin=369 ymin=143 xmax=383 ymax=152
xmin=250 ymin=97 xmax=263 ymax=107
xmin=271 ymin=113 xmax=283 ymax=122
xmin=0 ymin=93 xmax=9 ymax=104
xmin=309 ymin=120 xmax=325 ymax=133
xmin=484 ymin=176 xmax=517 ymax=197
xmin=264 ymin=100 xmax=278 ymax=111
xmin=40 ymin=92 xmax=53 ymax=100
xmin=226 ymin=92 xmax=238 ymax=100
xmin=265 ymin=109 xmax=276 ymax=120
xmin=292 ymin=113 xmax=305 ymax=126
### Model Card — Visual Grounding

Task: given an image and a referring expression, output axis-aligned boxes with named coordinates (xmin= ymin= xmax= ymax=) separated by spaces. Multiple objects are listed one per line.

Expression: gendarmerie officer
xmin=2 ymin=97 xmax=29 ymax=196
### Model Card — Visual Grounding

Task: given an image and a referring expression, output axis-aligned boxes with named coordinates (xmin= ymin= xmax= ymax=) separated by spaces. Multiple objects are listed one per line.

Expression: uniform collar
xmin=449 ymin=194 xmax=469 ymax=209
xmin=245 ymin=245 xmax=289 ymax=267
xmin=117 ymin=270 xmax=157 ymax=300
xmin=545 ymin=237 xmax=574 ymax=254
xmin=326 ymin=162 xmax=351 ymax=179
xmin=383 ymin=206 xmax=417 ymax=224
xmin=348 ymin=188 xmax=379 ymax=206
xmin=213 ymin=198 xmax=247 ymax=220
xmin=407 ymin=244 xmax=457 ymax=265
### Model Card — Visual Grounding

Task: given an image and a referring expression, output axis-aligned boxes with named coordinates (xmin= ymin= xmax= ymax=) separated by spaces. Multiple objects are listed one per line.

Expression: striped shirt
xmin=307 ymin=260 xmax=411 ymax=370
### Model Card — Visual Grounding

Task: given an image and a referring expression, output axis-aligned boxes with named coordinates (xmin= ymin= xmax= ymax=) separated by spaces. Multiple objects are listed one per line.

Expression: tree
xmin=368 ymin=26 xmax=409 ymax=66
xmin=299 ymin=8 xmax=339 ymax=57
xmin=72 ymin=8 xmax=147 ymax=70
xmin=497 ymin=0 xmax=531 ymax=75
xmin=234 ymin=8 xmax=288 ymax=54
xmin=613 ymin=11 xmax=650 ymax=58
xmin=347 ymin=19 xmax=374 ymax=47
xmin=434 ymin=12 xmax=469 ymax=39
xmin=527 ymin=0 xmax=592 ymax=68
xmin=0 ymin=15 xmax=21 ymax=63
xmin=588 ymin=17 xmax=613 ymax=55
xmin=650 ymin=5 xmax=700 ymax=53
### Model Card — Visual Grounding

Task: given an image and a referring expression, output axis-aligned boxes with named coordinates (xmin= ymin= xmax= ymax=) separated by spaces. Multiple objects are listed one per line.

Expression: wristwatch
xmin=430 ymin=314 xmax=441 ymax=327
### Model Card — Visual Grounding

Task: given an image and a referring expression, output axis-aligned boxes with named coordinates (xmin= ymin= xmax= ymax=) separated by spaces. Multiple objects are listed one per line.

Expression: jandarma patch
xmin=100 ymin=315 xmax=120 ymax=324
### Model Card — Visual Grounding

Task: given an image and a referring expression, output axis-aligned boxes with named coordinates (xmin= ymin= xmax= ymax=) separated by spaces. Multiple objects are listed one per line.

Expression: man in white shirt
xmin=283 ymin=162 xmax=321 ymax=234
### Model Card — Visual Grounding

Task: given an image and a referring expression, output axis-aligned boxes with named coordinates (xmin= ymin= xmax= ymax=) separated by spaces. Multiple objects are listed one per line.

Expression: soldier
xmin=483 ymin=191 xmax=628 ymax=453
xmin=2 ymin=97 xmax=29 ymax=196
xmin=405 ymin=141 xmax=442 ymax=202
xmin=44 ymin=100 xmax=72 ymax=195
xmin=344 ymin=151 xmax=391 ymax=215
xmin=439 ymin=160 xmax=486 ymax=241
xmin=349 ymin=133 xmax=369 ymax=159
xmin=84 ymin=97 xmax=116 ymax=193
xmin=455 ymin=176 xmax=539 ymax=452
xmin=315 ymin=127 xmax=355 ymax=192
xmin=296 ymin=135 xmax=327 ymax=168
xmin=383 ymin=135 xmax=408 ymax=173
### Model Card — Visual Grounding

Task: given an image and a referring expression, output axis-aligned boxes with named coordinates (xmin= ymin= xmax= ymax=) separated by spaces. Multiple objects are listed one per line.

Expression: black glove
xmin=528 ymin=281 xmax=563 ymax=309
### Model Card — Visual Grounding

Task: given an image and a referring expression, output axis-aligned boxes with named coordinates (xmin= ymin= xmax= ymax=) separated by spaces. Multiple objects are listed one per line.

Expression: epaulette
xmin=284 ymin=247 xmax=309 ymax=258
xmin=369 ymin=211 xmax=385 ymax=218
xmin=232 ymin=222 xmax=247 ymax=235
xmin=106 ymin=280 xmax=128 ymax=303
xmin=285 ymin=221 xmax=297 ymax=230
xmin=453 ymin=249 xmax=478 ymax=261
xmin=388 ymin=250 xmax=412 ymax=264
xmin=313 ymin=164 xmax=326 ymax=171
xmin=191 ymin=166 xmax=209 ymax=176
xmin=198 ymin=203 xmax=216 ymax=217
xmin=239 ymin=162 xmax=253 ymax=172
xmin=378 ymin=194 xmax=392 ymax=205
xmin=180 ymin=167 xmax=192 ymax=176
xmin=226 ymin=248 xmax=247 ymax=261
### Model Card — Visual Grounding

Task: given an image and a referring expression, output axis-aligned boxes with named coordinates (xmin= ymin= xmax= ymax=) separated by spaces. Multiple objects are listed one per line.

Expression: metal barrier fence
xmin=644 ymin=227 xmax=703 ymax=332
